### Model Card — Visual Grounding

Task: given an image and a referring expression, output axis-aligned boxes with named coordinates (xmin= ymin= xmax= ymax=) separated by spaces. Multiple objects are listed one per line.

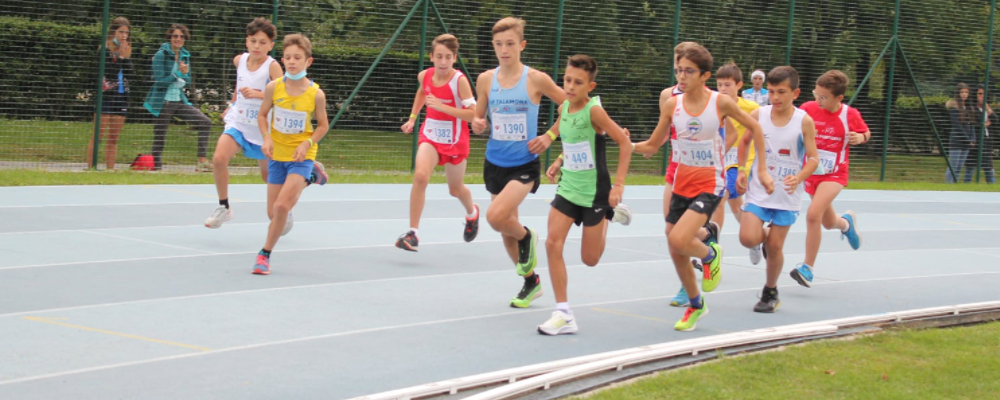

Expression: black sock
xmin=220 ymin=199 xmax=230 ymax=209
xmin=525 ymin=273 xmax=538 ymax=284
xmin=259 ymin=248 xmax=271 ymax=257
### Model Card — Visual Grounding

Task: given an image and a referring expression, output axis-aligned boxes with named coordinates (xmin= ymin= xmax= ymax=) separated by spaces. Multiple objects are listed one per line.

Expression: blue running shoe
xmin=790 ymin=263 xmax=813 ymax=288
xmin=841 ymin=210 xmax=862 ymax=250
xmin=670 ymin=286 xmax=689 ymax=307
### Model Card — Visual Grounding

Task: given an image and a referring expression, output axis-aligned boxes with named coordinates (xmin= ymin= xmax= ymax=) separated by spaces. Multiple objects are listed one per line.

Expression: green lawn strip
xmin=575 ymin=322 xmax=1000 ymax=400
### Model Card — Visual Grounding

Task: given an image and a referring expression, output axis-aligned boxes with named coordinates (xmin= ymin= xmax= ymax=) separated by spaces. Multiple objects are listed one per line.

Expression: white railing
xmin=351 ymin=300 xmax=1000 ymax=400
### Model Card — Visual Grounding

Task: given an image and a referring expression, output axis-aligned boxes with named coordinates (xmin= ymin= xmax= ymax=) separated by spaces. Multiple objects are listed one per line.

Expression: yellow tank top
xmin=270 ymin=78 xmax=319 ymax=162
xmin=725 ymin=97 xmax=760 ymax=170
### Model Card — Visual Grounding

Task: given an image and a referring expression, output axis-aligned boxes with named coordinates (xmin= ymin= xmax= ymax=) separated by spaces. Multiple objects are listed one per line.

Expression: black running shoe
xmin=510 ymin=274 xmax=543 ymax=308
xmin=464 ymin=204 xmax=480 ymax=242
xmin=395 ymin=230 xmax=419 ymax=252
xmin=753 ymin=286 xmax=780 ymax=313
xmin=704 ymin=221 xmax=720 ymax=245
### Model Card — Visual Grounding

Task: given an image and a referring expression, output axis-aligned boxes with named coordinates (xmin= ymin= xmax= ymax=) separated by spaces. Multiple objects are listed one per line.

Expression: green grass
xmin=575 ymin=322 xmax=1000 ymax=400
xmin=1 ymin=118 xmax=997 ymax=190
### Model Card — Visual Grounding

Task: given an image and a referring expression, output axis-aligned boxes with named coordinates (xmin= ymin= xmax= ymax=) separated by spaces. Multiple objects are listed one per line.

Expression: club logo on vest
xmin=687 ymin=118 xmax=703 ymax=135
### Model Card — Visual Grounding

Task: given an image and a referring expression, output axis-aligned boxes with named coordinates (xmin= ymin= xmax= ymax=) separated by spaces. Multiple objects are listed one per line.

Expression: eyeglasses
xmin=117 ymin=31 xmax=131 ymax=35
xmin=170 ymin=34 xmax=186 ymax=39
xmin=674 ymin=68 xmax=706 ymax=76
xmin=812 ymin=90 xmax=829 ymax=102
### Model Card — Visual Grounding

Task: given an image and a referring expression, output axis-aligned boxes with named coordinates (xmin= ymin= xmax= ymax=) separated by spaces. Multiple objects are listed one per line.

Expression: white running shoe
xmin=537 ymin=310 xmax=579 ymax=336
xmin=204 ymin=205 xmax=232 ymax=229
xmin=749 ymin=243 xmax=763 ymax=265
xmin=281 ymin=212 xmax=294 ymax=236
xmin=611 ymin=203 xmax=632 ymax=226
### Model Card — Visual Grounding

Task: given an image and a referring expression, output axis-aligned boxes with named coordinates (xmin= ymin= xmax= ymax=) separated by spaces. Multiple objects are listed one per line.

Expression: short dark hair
xmin=767 ymin=66 xmax=800 ymax=90
xmin=676 ymin=43 xmax=713 ymax=75
xmin=246 ymin=18 xmax=276 ymax=40
xmin=567 ymin=54 xmax=598 ymax=81
xmin=816 ymin=70 xmax=848 ymax=97
xmin=716 ymin=62 xmax=743 ymax=83
xmin=165 ymin=24 xmax=189 ymax=41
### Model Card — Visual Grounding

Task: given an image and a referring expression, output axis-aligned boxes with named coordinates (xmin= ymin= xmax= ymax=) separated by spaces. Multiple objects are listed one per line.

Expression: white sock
xmin=466 ymin=207 xmax=477 ymax=220
xmin=556 ymin=302 xmax=571 ymax=314
xmin=410 ymin=228 xmax=419 ymax=236
xmin=840 ymin=218 xmax=850 ymax=233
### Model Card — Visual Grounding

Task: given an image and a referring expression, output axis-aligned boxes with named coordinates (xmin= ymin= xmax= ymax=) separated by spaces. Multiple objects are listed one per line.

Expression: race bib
xmin=724 ymin=148 xmax=739 ymax=167
xmin=563 ymin=141 xmax=595 ymax=171
xmin=424 ymin=118 xmax=455 ymax=145
xmin=235 ymin=98 xmax=263 ymax=126
xmin=675 ymin=139 xmax=717 ymax=167
xmin=767 ymin=153 xmax=801 ymax=179
xmin=491 ymin=112 xmax=528 ymax=141
xmin=815 ymin=149 xmax=838 ymax=175
xmin=274 ymin=106 xmax=308 ymax=134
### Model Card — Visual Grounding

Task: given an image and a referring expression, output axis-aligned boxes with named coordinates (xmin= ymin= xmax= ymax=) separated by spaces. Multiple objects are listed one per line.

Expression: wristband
xmin=409 ymin=113 xmax=417 ymax=119
xmin=557 ymin=154 xmax=564 ymax=160
xmin=614 ymin=183 xmax=624 ymax=188
xmin=738 ymin=166 xmax=748 ymax=174
xmin=306 ymin=138 xmax=315 ymax=146
xmin=546 ymin=130 xmax=557 ymax=140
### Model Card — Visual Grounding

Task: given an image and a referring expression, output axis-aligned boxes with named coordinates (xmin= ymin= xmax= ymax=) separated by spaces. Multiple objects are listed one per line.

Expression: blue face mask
xmin=284 ymin=70 xmax=307 ymax=81
xmin=113 ymin=38 xmax=120 ymax=46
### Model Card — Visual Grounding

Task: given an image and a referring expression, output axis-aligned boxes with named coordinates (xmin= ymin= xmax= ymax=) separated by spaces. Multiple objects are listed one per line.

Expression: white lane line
xmin=953 ymin=248 xmax=1000 ymax=259
xmin=1 ymin=269 xmax=999 ymax=386
xmin=81 ymin=230 xmax=216 ymax=255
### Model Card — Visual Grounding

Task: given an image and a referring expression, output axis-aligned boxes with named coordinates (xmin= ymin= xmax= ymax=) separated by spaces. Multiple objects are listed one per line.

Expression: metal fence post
xmin=271 ymin=0 xmax=279 ymax=58
xmin=411 ymin=0 xmax=429 ymax=171
xmin=545 ymin=0 xmax=565 ymax=168
xmin=90 ymin=0 xmax=111 ymax=170
xmin=662 ymin=0 xmax=681 ymax=175
xmin=977 ymin=0 xmax=996 ymax=183
xmin=880 ymin=0 xmax=902 ymax=181
xmin=785 ymin=0 xmax=795 ymax=65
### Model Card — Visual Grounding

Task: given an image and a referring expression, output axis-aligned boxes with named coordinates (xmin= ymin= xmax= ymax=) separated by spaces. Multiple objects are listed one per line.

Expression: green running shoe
xmin=674 ymin=299 xmax=709 ymax=332
xmin=702 ymin=242 xmax=723 ymax=292
xmin=510 ymin=274 xmax=543 ymax=308
xmin=515 ymin=227 xmax=538 ymax=277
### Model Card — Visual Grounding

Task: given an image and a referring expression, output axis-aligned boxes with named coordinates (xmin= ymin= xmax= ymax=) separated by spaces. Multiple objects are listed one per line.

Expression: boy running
xmin=790 ymin=70 xmax=870 ymax=287
xmin=536 ymin=55 xmax=633 ymax=335
xmin=396 ymin=34 xmax=479 ymax=251
xmin=471 ymin=17 xmax=566 ymax=308
xmin=634 ymin=43 xmax=771 ymax=331
xmin=205 ymin=18 xmax=327 ymax=234
xmin=735 ymin=66 xmax=819 ymax=313
xmin=252 ymin=34 xmax=329 ymax=275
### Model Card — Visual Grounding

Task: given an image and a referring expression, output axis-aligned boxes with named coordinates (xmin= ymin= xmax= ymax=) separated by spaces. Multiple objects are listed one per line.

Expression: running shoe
xmin=464 ymin=204 xmax=480 ymax=242
xmin=692 ymin=258 xmax=703 ymax=272
xmin=311 ymin=161 xmax=329 ymax=186
xmin=749 ymin=243 xmax=763 ymax=265
xmin=674 ymin=299 xmax=709 ymax=332
xmin=204 ymin=205 xmax=232 ymax=229
xmin=537 ymin=310 xmax=578 ymax=335
xmin=252 ymin=255 xmax=271 ymax=275
xmin=281 ymin=212 xmax=294 ymax=236
xmin=790 ymin=263 xmax=814 ymax=288
xmin=510 ymin=274 xmax=543 ymax=308
xmin=753 ymin=286 xmax=781 ymax=313
xmin=515 ymin=227 xmax=538 ymax=276
xmin=702 ymin=242 xmax=723 ymax=292
xmin=841 ymin=210 xmax=862 ymax=250
xmin=704 ymin=221 xmax=720 ymax=244
xmin=395 ymin=230 xmax=419 ymax=252
xmin=612 ymin=203 xmax=633 ymax=226
xmin=670 ymin=286 xmax=689 ymax=307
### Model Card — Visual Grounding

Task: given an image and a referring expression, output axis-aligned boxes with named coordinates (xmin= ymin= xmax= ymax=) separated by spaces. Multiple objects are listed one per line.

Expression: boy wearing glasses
xmin=634 ymin=43 xmax=771 ymax=331
xmin=790 ymin=70 xmax=871 ymax=288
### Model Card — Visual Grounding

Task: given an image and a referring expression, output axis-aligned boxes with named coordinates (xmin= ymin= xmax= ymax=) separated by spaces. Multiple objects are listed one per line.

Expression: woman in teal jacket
xmin=143 ymin=24 xmax=212 ymax=171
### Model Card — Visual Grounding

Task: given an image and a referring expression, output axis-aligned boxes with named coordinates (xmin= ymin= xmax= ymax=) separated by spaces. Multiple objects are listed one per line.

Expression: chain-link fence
xmin=1 ymin=0 xmax=997 ymax=183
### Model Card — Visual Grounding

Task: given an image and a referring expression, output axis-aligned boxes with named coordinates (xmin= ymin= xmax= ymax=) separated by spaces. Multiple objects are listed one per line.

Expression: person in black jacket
xmin=966 ymin=85 xmax=997 ymax=183
xmin=945 ymin=83 xmax=975 ymax=183
xmin=86 ymin=16 xmax=133 ymax=170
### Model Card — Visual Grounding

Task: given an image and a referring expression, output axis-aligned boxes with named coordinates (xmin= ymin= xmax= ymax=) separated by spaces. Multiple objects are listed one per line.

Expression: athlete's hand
xmin=240 ymin=87 xmax=264 ymax=100
xmin=759 ymin=171 xmax=776 ymax=195
xmin=736 ymin=170 xmax=748 ymax=195
xmin=546 ymin=158 xmax=562 ymax=183
xmin=178 ymin=62 xmax=189 ymax=75
xmin=293 ymin=141 xmax=310 ymax=162
xmin=609 ymin=185 xmax=624 ymax=208
xmin=426 ymin=95 xmax=445 ymax=112
xmin=783 ymin=174 xmax=802 ymax=194
xmin=528 ymin=135 xmax=553 ymax=154
xmin=472 ymin=117 xmax=487 ymax=134
xmin=848 ymin=131 xmax=866 ymax=145
xmin=262 ymin=136 xmax=273 ymax=159
xmin=401 ymin=119 xmax=415 ymax=134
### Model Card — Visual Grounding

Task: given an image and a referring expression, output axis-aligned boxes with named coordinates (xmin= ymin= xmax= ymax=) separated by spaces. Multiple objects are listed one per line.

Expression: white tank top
xmin=671 ymin=91 xmax=725 ymax=198
xmin=746 ymin=106 xmax=807 ymax=211
xmin=224 ymin=53 xmax=275 ymax=144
